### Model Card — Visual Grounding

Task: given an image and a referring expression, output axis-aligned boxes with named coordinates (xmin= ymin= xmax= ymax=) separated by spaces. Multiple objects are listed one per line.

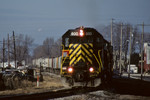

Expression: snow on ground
xmin=53 ymin=90 xmax=150 ymax=100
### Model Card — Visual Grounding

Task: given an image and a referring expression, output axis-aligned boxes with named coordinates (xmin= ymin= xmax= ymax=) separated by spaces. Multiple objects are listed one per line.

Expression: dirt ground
xmin=0 ymin=73 xmax=63 ymax=96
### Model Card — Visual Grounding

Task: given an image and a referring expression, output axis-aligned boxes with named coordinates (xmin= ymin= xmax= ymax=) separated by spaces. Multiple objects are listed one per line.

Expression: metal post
xmin=141 ymin=22 xmax=144 ymax=80
xmin=119 ymin=23 xmax=123 ymax=76
xmin=128 ymin=27 xmax=132 ymax=78
xmin=40 ymin=62 xmax=42 ymax=75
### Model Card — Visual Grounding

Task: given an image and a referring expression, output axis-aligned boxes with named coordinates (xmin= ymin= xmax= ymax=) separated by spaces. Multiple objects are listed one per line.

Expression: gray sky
xmin=0 ymin=0 xmax=150 ymax=44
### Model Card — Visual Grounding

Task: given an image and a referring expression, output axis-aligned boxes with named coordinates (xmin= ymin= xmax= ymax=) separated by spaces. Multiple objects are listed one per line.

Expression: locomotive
xmin=61 ymin=26 xmax=113 ymax=87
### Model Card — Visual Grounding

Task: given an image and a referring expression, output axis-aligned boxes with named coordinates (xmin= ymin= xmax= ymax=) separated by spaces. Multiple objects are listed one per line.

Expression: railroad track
xmin=1 ymin=76 xmax=150 ymax=100
xmin=0 ymin=87 xmax=101 ymax=100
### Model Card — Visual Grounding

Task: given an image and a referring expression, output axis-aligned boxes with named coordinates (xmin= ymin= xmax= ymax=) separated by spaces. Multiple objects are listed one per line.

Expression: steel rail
xmin=0 ymin=87 xmax=100 ymax=100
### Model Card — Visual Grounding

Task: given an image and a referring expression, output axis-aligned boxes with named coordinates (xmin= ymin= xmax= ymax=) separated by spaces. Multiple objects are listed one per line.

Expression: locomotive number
xmin=71 ymin=32 xmax=92 ymax=36
xmin=71 ymin=32 xmax=79 ymax=36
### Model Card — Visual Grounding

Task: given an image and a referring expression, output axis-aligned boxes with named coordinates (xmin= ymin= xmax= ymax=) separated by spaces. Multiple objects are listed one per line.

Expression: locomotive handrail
xmin=92 ymin=53 xmax=101 ymax=72
xmin=61 ymin=44 xmax=64 ymax=50
xmin=60 ymin=44 xmax=64 ymax=74
xmin=98 ymin=50 xmax=103 ymax=70
xmin=61 ymin=44 xmax=68 ymax=74
xmin=92 ymin=50 xmax=103 ymax=73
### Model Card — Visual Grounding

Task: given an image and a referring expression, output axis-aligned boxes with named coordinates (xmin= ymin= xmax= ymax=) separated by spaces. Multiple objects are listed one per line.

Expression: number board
xmin=70 ymin=32 xmax=92 ymax=36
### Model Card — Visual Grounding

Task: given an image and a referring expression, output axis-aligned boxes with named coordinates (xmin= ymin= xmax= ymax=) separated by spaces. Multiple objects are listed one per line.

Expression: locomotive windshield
xmin=70 ymin=36 xmax=93 ymax=44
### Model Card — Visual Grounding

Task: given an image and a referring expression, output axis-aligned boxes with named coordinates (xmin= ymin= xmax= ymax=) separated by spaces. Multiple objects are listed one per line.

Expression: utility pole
xmin=3 ymin=38 xmax=5 ymax=68
xmin=111 ymin=18 xmax=115 ymax=70
xmin=128 ymin=27 xmax=132 ymax=78
xmin=48 ymin=44 xmax=50 ymax=72
xmin=7 ymin=34 xmax=10 ymax=67
xmin=111 ymin=18 xmax=114 ymax=46
xmin=141 ymin=22 xmax=144 ymax=80
xmin=119 ymin=23 xmax=123 ymax=76
xmin=13 ymin=31 xmax=17 ymax=68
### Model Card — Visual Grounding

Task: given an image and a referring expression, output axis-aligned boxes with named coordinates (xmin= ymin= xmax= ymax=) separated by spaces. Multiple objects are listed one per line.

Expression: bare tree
xmin=99 ymin=22 xmax=142 ymax=69
xmin=131 ymin=26 xmax=140 ymax=54
xmin=33 ymin=45 xmax=44 ymax=58
xmin=9 ymin=34 xmax=34 ymax=65
xmin=43 ymin=37 xmax=54 ymax=58
xmin=51 ymin=38 xmax=62 ymax=57
xmin=33 ymin=37 xmax=62 ymax=59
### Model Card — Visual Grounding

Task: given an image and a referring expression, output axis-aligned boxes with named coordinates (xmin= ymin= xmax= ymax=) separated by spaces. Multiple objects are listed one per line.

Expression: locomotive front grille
xmin=69 ymin=43 xmax=93 ymax=66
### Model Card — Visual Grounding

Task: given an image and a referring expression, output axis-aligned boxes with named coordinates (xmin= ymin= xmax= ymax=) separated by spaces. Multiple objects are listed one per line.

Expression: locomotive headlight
xmin=89 ymin=67 xmax=94 ymax=72
xmin=79 ymin=29 xmax=84 ymax=37
xmin=68 ymin=67 xmax=73 ymax=73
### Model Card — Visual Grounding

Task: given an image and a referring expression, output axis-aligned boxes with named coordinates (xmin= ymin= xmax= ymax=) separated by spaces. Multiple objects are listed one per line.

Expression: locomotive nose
xmin=69 ymin=43 xmax=93 ymax=66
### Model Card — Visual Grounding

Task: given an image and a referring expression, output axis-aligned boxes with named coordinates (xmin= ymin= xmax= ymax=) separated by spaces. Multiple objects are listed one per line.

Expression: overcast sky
xmin=0 ymin=0 xmax=150 ymax=44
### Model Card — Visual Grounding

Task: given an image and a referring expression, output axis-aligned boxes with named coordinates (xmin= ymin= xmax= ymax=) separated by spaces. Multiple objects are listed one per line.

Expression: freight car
xmin=61 ymin=26 xmax=113 ymax=87
xmin=32 ymin=56 xmax=61 ymax=74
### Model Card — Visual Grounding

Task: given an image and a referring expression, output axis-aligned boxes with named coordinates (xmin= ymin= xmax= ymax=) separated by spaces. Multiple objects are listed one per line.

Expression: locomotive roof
xmin=62 ymin=27 xmax=103 ymax=38
xmin=62 ymin=27 xmax=110 ymax=44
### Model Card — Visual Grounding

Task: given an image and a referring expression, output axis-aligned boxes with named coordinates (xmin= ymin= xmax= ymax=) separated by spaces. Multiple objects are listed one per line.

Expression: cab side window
xmin=96 ymin=37 xmax=103 ymax=47
xmin=65 ymin=38 xmax=69 ymax=47
xmin=97 ymin=38 xmax=100 ymax=43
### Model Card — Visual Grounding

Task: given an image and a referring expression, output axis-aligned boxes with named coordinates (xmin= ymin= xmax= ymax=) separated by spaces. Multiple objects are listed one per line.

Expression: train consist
xmin=32 ymin=57 xmax=61 ymax=74
xmin=32 ymin=26 xmax=113 ymax=87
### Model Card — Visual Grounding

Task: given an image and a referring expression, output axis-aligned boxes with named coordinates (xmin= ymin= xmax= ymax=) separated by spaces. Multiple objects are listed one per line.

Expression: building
xmin=143 ymin=43 xmax=150 ymax=72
